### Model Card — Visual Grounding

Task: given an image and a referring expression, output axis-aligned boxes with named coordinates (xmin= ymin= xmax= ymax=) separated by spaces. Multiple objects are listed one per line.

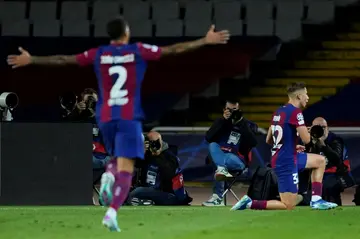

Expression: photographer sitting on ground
xmin=202 ymin=100 xmax=258 ymax=206
xmin=128 ymin=131 xmax=192 ymax=206
xmin=299 ymin=117 xmax=353 ymax=206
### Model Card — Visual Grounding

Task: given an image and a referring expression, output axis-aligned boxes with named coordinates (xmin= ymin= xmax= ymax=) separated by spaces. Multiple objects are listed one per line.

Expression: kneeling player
xmin=231 ymin=82 xmax=337 ymax=211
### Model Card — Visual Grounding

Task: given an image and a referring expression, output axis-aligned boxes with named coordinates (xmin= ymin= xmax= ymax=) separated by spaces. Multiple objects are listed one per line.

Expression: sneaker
xmin=202 ymin=194 xmax=224 ymax=206
xmin=230 ymin=195 xmax=252 ymax=211
xmin=102 ymin=214 xmax=121 ymax=232
xmin=310 ymin=199 xmax=338 ymax=210
xmin=99 ymin=172 xmax=115 ymax=207
xmin=130 ymin=197 xmax=155 ymax=206
xmin=215 ymin=167 xmax=233 ymax=181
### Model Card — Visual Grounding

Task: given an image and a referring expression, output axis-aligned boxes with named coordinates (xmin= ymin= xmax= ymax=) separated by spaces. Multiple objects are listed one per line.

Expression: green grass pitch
xmin=0 ymin=206 xmax=359 ymax=239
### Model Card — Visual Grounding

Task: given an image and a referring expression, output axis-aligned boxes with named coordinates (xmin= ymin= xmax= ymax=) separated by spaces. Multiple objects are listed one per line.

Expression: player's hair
xmin=286 ymin=82 xmax=306 ymax=95
xmin=106 ymin=17 xmax=128 ymax=40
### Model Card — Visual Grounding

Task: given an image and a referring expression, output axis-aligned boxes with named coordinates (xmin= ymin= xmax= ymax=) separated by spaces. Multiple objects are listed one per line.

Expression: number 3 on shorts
xmin=292 ymin=173 xmax=299 ymax=185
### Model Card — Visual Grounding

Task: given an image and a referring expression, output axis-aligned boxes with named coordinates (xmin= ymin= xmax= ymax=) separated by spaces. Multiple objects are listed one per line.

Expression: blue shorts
xmin=274 ymin=153 xmax=308 ymax=193
xmin=297 ymin=152 xmax=308 ymax=172
xmin=98 ymin=120 xmax=144 ymax=160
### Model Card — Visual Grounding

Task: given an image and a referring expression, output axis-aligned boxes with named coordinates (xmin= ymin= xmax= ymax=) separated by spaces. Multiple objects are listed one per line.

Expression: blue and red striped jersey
xmin=76 ymin=42 xmax=162 ymax=122
xmin=270 ymin=103 xmax=305 ymax=168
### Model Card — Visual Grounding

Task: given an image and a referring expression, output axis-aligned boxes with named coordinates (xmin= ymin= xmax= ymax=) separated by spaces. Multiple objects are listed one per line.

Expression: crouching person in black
xmin=202 ymin=100 xmax=258 ymax=206
xmin=128 ymin=131 xmax=192 ymax=206
xmin=299 ymin=117 xmax=353 ymax=206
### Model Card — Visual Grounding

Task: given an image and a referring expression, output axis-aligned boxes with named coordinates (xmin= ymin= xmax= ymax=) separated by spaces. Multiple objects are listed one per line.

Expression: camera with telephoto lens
xmin=229 ymin=109 xmax=243 ymax=122
xmin=86 ymin=95 xmax=96 ymax=111
xmin=144 ymin=135 xmax=161 ymax=152
xmin=310 ymin=125 xmax=325 ymax=139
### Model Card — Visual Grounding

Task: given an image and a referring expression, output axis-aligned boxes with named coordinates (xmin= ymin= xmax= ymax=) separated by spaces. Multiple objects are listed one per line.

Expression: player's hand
xmin=296 ymin=145 xmax=305 ymax=152
xmin=223 ymin=109 xmax=231 ymax=120
xmin=7 ymin=47 xmax=32 ymax=69
xmin=77 ymin=101 xmax=86 ymax=111
xmin=204 ymin=25 xmax=230 ymax=45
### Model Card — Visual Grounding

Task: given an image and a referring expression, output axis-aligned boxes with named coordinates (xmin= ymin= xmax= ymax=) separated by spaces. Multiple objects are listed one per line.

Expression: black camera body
xmin=86 ymin=95 xmax=97 ymax=111
xmin=229 ymin=109 xmax=243 ymax=122
xmin=144 ymin=135 xmax=161 ymax=152
xmin=310 ymin=125 xmax=324 ymax=139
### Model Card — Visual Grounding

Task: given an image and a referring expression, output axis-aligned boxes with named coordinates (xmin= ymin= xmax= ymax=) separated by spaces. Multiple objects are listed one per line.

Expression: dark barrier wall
xmin=0 ymin=122 xmax=93 ymax=205
xmin=0 ymin=36 xmax=279 ymax=121
xmin=163 ymin=133 xmax=360 ymax=183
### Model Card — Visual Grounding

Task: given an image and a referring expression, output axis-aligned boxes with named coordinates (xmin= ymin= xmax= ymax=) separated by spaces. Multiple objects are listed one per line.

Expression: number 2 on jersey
xmin=108 ymin=66 xmax=129 ymax=106
xmin=271 ymin=125 xmax=283 ymax=151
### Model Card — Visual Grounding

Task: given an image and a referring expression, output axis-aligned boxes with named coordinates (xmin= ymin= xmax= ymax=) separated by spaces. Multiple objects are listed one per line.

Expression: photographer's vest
xmin=145 ymin=163 xmax=187 ymax=201
xmin=92 ymin=123 xmax=108 ymax=158
xmin=217 ymin=121 xmax=257 ymax=164
xmin=218 ymin=125 xmax=242 ymax=154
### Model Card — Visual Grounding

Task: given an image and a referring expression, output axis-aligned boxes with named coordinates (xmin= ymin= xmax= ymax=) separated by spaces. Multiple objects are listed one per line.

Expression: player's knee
xmin=316 ymin=156 xmax=326 ymax=168
xmin=117 ymin=157 xmax=135 ymax=173
xmin=283 ymin=200 xmax=296 ymax=210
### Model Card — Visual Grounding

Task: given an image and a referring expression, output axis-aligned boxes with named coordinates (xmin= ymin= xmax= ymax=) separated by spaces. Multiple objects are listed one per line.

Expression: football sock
xmin=110 ymin=171 xmax=132 ymax=211
xmin=311 ymin=182 xmax=322 ymax=202
xmin=250 ymin=200 xmax=267 ymax=210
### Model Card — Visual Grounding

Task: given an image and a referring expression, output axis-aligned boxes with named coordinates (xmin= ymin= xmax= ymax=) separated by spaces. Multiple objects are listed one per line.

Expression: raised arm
xmin=160 ymin=25 xmax=230 ymax=56
xmin=7 ymin=47 xmax=96 ymax=68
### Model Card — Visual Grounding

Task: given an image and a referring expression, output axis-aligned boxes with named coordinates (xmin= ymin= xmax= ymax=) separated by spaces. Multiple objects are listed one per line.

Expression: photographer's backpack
xmin=247 ymin=166 xmax=279 ymax=200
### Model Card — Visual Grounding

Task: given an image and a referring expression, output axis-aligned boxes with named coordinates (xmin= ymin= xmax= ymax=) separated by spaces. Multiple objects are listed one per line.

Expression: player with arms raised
xmin=231 ymin=82 xmax=337 ymax=211
xmin=7 ymin=17 xmax=230 ymax=231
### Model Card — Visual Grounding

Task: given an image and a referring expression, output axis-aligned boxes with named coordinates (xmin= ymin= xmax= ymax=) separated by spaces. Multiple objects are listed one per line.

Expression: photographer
xmin=61 ymin=88 xmax=98 ymax=122
xmin=301 ymin=117 xmax=353 ymax=205
xmin=61 ymin=88 xmax=110 ymax=170
xmin=128 ymin=131 xmax=192 ymax=206
xmin=202 ymin=100 xmax=258 ymax=206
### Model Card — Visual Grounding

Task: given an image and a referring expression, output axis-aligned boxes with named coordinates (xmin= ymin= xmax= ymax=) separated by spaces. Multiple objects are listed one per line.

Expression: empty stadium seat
xmin=215 ymin=20 xmax=243 ymax=36
xmin=184 ymin=1 xmax=212 ymax=21
xmin=128 ymin=20 xmax=152 ymax=37
xmin=156 ymin=20 xmax=183 ymax=37
xmin=275 ymin=19 xmax=302 ymax=41
xmin=0 ymin=2 xmax=26 ymax=21
xmin=62 ymin=20 xmax=90 ymax=37
xmin=152 ymin=1 xmax=179 ymax=21
xmin=244 ymin=0 xmax=273 ymax=20
xmin=185 ymin=20 xmax=212 ymax=37
xmin=61 ymin=1 xmax=88 ymax=20
xmin=92 ymin=1 xmax=120 ymax=21
xmin=214 ymin=1 xmax=242 ymax=21
xmin=246 ymin=18 xmax=274 ymax=36
xmin=334 ymin=0 xmax=358 ymax=6
xmin=93 ymin=20 xmax=108 ymax=37
xmin=29 ymin=2 xmax=57 ymax=20
xmin=123 ymin=1 xmax=150 ymax=22
xmin=33 ymin=20 xmax=60 ymax=37
xmin=1 ymin=20 xmax=29 ymax=36
xmin=276 ymin=0 xmax=304 ymax=20
xmin=306 ymin=1 xmax=335 ymax=23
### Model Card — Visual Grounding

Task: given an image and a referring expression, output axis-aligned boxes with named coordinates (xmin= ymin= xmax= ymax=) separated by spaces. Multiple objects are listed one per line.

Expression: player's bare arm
xmin=297 ymin=126 xmax=311 ymax=144
xmin=266 ymin=127 xmax=273 ymax=145
xmin=7 ymin=47 xmax=78 ymax=68
xmin=161 ymin=25 xmax=230 ymax=56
